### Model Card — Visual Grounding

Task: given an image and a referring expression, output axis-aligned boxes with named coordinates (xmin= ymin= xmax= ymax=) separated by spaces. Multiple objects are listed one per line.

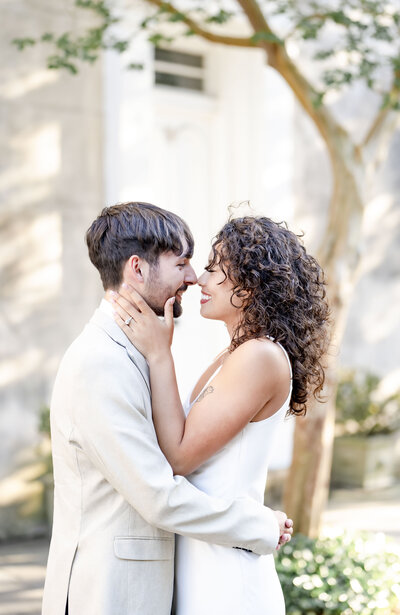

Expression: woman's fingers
xmin=164 ymin=297 xmax=175 ymax=329
xmin=111 ymin=296 xmax=137 ymax=326
xmin=119 ymin=284 xmax=151 ymax=314
xmin=110 ymin=291 xmax=141 ymax=318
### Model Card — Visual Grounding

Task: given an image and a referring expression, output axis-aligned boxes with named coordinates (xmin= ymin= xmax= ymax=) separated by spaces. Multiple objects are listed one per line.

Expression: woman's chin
xmin=200 ymin=304 xmax=213 ymax=319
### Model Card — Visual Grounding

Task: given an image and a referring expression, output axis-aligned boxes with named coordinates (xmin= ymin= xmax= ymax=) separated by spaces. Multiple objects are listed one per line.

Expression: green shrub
xmin=276 ymin=530 xmax=400 ymax=614
xmin=38 ymin=405 xmax=51 ymax=437
xmin=335 ymin=370 xmax=400 ymax=436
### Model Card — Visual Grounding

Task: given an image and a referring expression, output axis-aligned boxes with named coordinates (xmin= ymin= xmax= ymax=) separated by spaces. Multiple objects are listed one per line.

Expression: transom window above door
xmin=154 ymin=48 xmax=205 ymax=92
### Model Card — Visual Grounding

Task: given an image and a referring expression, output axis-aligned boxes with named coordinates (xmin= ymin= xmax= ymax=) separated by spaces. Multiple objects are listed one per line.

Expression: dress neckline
xmin=187 ymin=340 xmax=292 ymax=420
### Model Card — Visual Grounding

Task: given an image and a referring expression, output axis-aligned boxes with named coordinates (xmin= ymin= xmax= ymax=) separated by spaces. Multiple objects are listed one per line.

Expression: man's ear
xmin=127 ymin=255 xmax=148 ymax=283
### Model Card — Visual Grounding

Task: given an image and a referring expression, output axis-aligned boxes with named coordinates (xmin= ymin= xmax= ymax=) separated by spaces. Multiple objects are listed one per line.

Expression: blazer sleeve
xmin=73 ymin=353 xmax=280 ymax=555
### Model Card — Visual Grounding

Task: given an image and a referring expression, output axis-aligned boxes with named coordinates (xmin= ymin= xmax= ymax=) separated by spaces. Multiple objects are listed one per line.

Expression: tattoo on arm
xmin=195 ymin=386 xmax=214 ymax=403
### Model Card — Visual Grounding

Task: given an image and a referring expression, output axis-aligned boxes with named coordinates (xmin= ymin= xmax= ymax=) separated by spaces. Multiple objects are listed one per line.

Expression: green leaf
xmin=112 ymin=40 xmax=130 ymax=53
xmin=251 ymin=31 xmax=283 ymax=45
xmin=312 ymin=92 xmax=325 ymax=109
xmin=47 ymin=55 xmax=78 ymax=74
xmin=41 ymin=33 xmax=54 ymax=43
xmin=329 ymin=10 xmax=353 ymax=27
xmin=140 ymin=18 xmax=150 ymax=29
xmin=127 ymin=63 xmax=144 ymax=71
xmin=12 ymin=37 xmax=36 ymax=50
xmin=168 ymin=12 xmax=186 ymax=23
xmin=148 ymin=33 xmax=173 ymax=46
xmin=206 ymin=10 xmax=233 ymax=25
xmin=298 ymin=19 xmax=325 ymax=41
xmin=314 ymin=49 xmax=334 ymax=61
xmin=74 ymin=0 xmax=111 ymax=20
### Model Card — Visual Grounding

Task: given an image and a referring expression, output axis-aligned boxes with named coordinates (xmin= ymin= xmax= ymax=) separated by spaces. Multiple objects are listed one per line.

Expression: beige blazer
xmin=42 ymin=302 xmax=280 ymax=615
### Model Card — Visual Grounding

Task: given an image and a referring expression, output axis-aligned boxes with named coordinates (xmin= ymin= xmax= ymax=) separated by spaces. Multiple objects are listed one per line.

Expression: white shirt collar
xmin=99 ymin=297 xmax=114 ymax=318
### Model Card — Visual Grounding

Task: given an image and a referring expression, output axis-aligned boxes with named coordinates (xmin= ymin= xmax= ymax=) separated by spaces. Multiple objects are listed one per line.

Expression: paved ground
xmin=0 ymin=539 xmax=46 ymax=615
xmin=0 ymin=484 xmax=399 ymax=615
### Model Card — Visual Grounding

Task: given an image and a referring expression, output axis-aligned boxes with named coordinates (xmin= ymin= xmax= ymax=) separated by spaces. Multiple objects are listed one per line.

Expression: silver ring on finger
xmin=124 ymin=316 xmax=133 ymax=326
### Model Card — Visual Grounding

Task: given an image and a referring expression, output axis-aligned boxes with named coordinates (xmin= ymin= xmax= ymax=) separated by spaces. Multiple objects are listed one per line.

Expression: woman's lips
xmin=200 ymin=292 xmax=211 ymax=305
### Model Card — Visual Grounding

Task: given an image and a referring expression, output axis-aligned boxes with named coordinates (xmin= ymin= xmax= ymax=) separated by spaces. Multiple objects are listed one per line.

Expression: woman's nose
xmin=197 ymin=272 xmax=206 ymax=286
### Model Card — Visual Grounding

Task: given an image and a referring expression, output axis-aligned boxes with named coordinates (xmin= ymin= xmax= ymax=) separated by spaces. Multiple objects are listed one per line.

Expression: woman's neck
xmin=225 ymin=317 xmax=242 ymax=342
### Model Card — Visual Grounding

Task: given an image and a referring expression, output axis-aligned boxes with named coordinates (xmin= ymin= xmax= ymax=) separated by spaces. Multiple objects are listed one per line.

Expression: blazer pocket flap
xmin=114 ymin=537 xmax=174 ymax=561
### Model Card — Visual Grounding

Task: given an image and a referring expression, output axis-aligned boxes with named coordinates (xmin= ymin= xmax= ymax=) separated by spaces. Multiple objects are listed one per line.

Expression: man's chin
xmin=149 ymin=299 xmax=183 ymax=318
xmin=173 ymin=301 xmax=183 ymax=318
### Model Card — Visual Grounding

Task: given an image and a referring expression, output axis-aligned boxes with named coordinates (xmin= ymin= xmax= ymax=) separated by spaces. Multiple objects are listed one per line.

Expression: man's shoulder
xmin=59 ymin=320 xmax=131 ymax=379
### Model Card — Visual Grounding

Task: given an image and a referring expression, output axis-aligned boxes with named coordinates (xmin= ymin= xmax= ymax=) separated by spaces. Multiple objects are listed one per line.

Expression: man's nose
xmin=184 ymin=265 xmax=197 ymax=286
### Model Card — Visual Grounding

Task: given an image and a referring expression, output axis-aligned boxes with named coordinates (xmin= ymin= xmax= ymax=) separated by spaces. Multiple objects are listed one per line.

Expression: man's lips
xmin=175 ymin=285 xmax=188 ymax=302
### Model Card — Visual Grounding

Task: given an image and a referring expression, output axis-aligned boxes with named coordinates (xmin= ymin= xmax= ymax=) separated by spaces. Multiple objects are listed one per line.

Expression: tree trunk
xmin=142 ymin=0 xmax=384 ymax=537
xmin=283 ymin=142 xmax=365 ymax=536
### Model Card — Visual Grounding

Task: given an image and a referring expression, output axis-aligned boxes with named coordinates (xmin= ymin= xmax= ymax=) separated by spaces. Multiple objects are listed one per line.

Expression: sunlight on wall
xmin=10 ymin=123 xmax=61 ymax=183
xmin=1 ymin=211 xmax=62 ymax=322
xmin=31 ymin=124 xmax=61 ymax=179
xmin=18 ymin=212 xmax=62 ymax=308
xmin=0 ymin=69 xmax=58 ymax=100
xmin=0 ymin=349 xmax=43 ymax=388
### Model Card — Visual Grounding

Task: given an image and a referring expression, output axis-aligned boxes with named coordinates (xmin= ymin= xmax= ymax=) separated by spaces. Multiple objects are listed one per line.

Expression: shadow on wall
xmin=0 ymin=0 xmax=104 ymax=538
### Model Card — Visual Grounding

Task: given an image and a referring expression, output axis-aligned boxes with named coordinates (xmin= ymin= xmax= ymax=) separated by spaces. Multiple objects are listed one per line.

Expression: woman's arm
xmin=112 ymin=286 xmax=290 ymax=476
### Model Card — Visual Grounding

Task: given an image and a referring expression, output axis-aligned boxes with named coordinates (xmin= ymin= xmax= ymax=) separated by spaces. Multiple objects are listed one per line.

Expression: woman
xmin=112 ymin=216 xmax=330 ymax=614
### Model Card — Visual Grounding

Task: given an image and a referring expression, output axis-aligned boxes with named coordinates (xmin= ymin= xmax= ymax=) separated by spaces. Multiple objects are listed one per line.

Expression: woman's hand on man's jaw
xmin=110 ymin=284 xmax=175 ymax=361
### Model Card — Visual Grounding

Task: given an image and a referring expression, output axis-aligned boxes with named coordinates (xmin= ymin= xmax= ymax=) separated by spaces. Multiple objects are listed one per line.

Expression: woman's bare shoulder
xmin=219 ymin=338 xmax=289 ymax=389
xmin=229 ymin=337 xmax=287 ymax=366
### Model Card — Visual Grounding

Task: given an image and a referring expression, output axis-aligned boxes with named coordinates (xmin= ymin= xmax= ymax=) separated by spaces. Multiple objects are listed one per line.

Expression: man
xmin=42 ymin=202 xmax=292 ymax=615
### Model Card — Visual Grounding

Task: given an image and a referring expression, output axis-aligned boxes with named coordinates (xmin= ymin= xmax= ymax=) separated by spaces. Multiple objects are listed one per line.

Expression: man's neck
xmin=104 ymin=290 xmax=115 ymax=305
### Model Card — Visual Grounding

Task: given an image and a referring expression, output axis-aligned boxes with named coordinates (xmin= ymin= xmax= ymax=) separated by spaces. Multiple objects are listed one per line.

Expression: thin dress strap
xmin=275 ymin=342 xmax=293 ymax=380
xmin=266 ymin=335 xmax=292 ymax=380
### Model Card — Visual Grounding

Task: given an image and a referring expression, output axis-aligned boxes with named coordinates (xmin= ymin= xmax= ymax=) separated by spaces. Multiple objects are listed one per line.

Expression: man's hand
xmin=273 ymin=510 xmax=293 ymax=550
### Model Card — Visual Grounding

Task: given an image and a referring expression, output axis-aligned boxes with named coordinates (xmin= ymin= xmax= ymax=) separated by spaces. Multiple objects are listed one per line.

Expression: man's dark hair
xmin=86 ymin=202 xmax=194 ymax=289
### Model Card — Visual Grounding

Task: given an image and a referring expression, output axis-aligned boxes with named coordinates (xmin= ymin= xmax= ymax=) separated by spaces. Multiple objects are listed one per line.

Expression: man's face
xmin=143 ymin=249 xmax=197 ymax=317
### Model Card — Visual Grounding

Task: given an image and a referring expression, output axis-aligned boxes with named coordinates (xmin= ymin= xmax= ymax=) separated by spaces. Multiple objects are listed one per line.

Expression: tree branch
xmin=362 ymin=106 xmax=391 ymax=149
xmin=235 ymin=0 xmax=279 ymax=61
xmin=234 ymin=2 xmax=353 ymax=170
xmin=144 ymin=0 xmax=257 ymax=47
xmin=286 ymin=13 xmax=328 ymax=40
xmin=362 ymin=70 xmax=400 ymax=148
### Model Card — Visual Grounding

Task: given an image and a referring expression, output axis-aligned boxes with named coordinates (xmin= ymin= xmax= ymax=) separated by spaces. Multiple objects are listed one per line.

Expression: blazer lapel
xmin=90 ymin=308 xmax=151 ymax=396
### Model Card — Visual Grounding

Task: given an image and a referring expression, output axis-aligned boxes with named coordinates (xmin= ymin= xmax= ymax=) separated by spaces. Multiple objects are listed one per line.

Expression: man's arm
xmin=73 ymin=356 xmax=284 ymax=555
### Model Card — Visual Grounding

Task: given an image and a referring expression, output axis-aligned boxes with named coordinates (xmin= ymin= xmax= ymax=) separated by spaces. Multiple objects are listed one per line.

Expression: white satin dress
xmin=175 ymin=346 xmax=291 ymax=615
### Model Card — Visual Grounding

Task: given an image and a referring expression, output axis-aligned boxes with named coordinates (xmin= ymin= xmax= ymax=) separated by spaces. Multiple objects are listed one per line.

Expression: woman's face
xmin=197 ymin=250 xmax=244 ymax=330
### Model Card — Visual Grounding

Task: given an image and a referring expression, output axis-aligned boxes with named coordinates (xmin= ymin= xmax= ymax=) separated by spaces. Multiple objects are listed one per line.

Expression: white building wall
xmin=103 ymin=32 xmax=297 ymax=469
xmin=5 ymin=5 xmax=398 ymax=538
xmin=0 ymin=0 xmax=104 ymax=535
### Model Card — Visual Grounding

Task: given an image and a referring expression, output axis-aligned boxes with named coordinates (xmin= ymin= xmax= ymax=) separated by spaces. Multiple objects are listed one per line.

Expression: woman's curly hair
xmin=207 ymin=216 xmax=330 ymax=416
